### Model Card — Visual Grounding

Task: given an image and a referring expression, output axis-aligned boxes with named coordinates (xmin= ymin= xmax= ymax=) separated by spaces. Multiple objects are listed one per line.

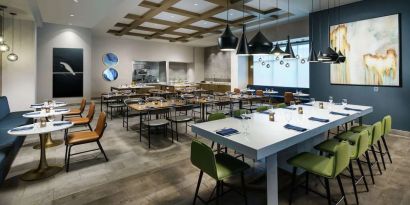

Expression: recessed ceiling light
xmin=171 ymin=15 xmax=174 ymax=18
xmin=194 ymin=3 xmax=198 ymax=6
xmin=69 ymin=23 xmax=73 ymax=25
xmin=73 ymin=0 xmax=79 ymax=3
xmin=69 ymin=14 xmax=75 ymax=17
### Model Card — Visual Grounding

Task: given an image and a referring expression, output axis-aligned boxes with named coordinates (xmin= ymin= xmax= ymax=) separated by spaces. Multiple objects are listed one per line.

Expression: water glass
xmin=329 ymin=96 xmax=333 ymax=104
xmin=48 ymin=115 xmax=55 ymax=122
xmin=342 ymin=99 xmax=348 ymax=106
xmin=290 ymin=101 xmax=296 ymax=108
xmin=310 ymin=98 xmax=316 ymax=104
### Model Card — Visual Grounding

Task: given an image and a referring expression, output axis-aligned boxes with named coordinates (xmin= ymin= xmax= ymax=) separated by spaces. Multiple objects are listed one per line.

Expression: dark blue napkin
xmin=55 ymin=109 xmax=69 ymax=112
xmin=31 ymin=103 xmax=43 ymax=107
xmin=216 ymin=128 xmax=239 ymax=136
xmin=334 ymin=102 xmax=343 ymax=105
xmin=309 ymin=117 xmax=330 ymax=123
xmin=260 ymin=111 xmax=271 ymax=114
xmin=302 ymin=103 xmax=313 ymax=106
xmin=25 ymin=111 xmax=40 ymax=116
xmin=53 ymin=122 xmax=72 ymax=126
xmin=233 ymin=116 xmax=251 ymax=119
xmin=284 ymin=107 xmax=297 ymax=110
xmin=330 ymin=111 xmax=350 ymax=116
xmin=284 ymin=124 xmax=307 ymax=132
xmin=344 ymin=107 xmax=362 ymax=112
xmin=11 ymin=126 xmax=34 ymax=132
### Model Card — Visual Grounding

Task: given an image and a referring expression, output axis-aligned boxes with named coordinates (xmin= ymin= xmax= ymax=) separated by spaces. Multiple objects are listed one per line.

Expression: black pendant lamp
xmin=283 ymin=0 xmax=295 ymax=59
xmin=248 ymin=0 xmax=272 ymax=55
xmin=218 ymin=0 xmax=238 ymax=51
xmin=270 ymin=0 xmax=285 ymax=56
xmin=236 ymin=0 xmax=250 ymax=56
xmin=323 ymin=0 xmax=339 ymax=63
xmin=308 ymin=0 xmax=318 ymax=62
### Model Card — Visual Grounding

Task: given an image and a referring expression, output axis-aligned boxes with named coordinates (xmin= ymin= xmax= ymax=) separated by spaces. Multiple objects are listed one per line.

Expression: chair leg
xmin=377 ymin=141 xmax=386 ymax=170
xmin=88 ymin=123 xmax=93 ymax=131
xmin=176 ymin=122 xmax=179 ymax=141
xmin=193 ymin=171 xmax=203 ymax=205
xmin=356 ymin=158 xmax=369 ymax=192
xmin=288 ymin=167 xmax=297 ymax=205
xmin=381 ymin=136 xmax=393 ymax=163
xmin=305 ymin=172 xmax=309 ymax=194
xmin=148 ymin=126 xmax=151 ymax=149
xmin=97 ymin=140 xmax=109 ymax=161
xmin=349 ymin=162 xmax=359 ymax=205
xmin=324 ymin=178 xmax=331 ymax=205
xmin=216 ymin=180 xmax=220 ymax=205
xmin=64 ymin=144 xmax=68 ymax=164
xmin=241 ymin=172 xmax=248 ymax=205
xmin=365 ymin=151 xmax=375 ymax=184
xmin=371 ymin=145 xmax=382 ymax=175
xmin=336 ymin=175 xmax=348 ymax=205
xmin=66 ymin=145 xmax=72 ymax=172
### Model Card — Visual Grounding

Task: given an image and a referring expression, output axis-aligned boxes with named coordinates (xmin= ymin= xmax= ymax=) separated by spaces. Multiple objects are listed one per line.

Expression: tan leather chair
xmin=63 ymin=98 xmax=86 ymax=120
xmin=64 ymin=112 xmax=108 ymax=172
xmin=284 ymin=92 xmax=295 ymax=105
xmin=68 ymin=102 xmax=95 ymax=131
xmin=255 ymin=90 xmax=264 ymax=96
xmin=234 ymin=88 xmax=241 ymax=94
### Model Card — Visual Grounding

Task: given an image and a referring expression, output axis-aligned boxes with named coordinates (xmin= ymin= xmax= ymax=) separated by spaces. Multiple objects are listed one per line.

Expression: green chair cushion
xmin=256 ymin=106 xmax=269 ymax=112
xmin=232 ymin=109 xmax=247 ymax=117
xmin=287 ymin=152 xmax=334 ymax=178
xmin=315 ymin=139 xmax=356 ymax=159
xmin=208 ymin=113 xmax=226 ymax=121
xmin=335 ymin=131 xmax=358 ymax=145
xmin=351 ymin=125 xmax=372 ymax=136
xmin=215 ymin=153 xmax=250 ymax=180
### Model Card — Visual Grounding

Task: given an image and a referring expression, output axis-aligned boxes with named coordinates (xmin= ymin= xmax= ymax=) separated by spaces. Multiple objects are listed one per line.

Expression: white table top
xmin=23 ymin=109 xmax=70 ymax=118
xmin=8 ymin=121 xmax=74 ymax=136
xmin=263 ymin=90 xmax=279 ymax=94
xmin=293 ymin=93 xmax=309 ymax=97
xmin=30 ymin=102 xmax=67 ymax=109
xmin=192 ymin=102 xmax=373 ymax=160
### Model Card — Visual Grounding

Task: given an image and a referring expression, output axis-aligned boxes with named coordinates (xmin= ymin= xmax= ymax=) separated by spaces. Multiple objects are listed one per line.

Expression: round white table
xmin=8 ymin=121 xmax=73 ymax=181
xmin=23 ymin=108 xmax=71 ymax=149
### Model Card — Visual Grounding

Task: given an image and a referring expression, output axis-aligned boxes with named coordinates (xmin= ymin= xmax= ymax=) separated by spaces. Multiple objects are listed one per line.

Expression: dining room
xmin=0 ymin=0 xmax=409 ymax=205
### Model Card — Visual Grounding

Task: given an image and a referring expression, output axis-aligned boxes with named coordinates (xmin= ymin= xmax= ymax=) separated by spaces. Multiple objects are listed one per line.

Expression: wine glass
xmin=310 ymin=98 xmax=315 ymax=105
xmin=329 ymin=96 xmax=333 ymax=104
xmin=342 ymin=99 xmax=348 ymax=106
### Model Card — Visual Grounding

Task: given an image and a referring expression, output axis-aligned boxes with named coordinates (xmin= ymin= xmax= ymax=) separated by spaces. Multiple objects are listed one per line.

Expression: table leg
xmin=359 ymin=117 xmax=363 ymax=126
xmin=33 ymin=133 xmax=63 ymax=149
xmin=201 ymin=103 xmax=205 ymax=122
xmin=21 ymin=133 xmax=62 ymax=181
xmin=239 ymin=100 xmax=243 ymax=109
xmin=266 ymin=154 xmax=278 ymax=205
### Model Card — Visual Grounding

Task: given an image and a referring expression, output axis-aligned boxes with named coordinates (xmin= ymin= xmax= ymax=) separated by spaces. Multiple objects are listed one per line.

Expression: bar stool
xmin=288 ymin=141 xmax=350 ymax=205
xmin=314 ymin=130 xmax=371 ymax=204
xmin=381 ymin=115 xmax=393 ymax=164
xmin=191 ymin=139 xmax=249 ymax=205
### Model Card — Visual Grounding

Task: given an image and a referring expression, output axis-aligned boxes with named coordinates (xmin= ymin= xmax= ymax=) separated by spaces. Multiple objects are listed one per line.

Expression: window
xmin=253 ymin=40 xmax=310 ymax=88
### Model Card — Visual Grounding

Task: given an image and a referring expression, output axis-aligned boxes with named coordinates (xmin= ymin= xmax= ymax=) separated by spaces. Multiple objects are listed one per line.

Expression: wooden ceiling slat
xmin=118 ymin=0 xmax=181 ymax=35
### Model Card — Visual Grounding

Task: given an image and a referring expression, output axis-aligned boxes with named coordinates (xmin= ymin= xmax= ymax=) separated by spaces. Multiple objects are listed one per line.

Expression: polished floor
xmin=0 ymin=105 xmax=409 ymax=205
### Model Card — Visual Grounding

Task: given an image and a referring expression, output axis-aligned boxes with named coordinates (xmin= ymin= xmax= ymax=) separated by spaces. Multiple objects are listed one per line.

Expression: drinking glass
xmin=290 ymin=101 xmax=296 ymax=108
xmin=310 ymin=98 xmax=315 ymax=104
xmin=342 ymin=99 xmax=348 ymax=106
xmin=48 ymin=115 xmax=55 ymax=123
xmin=329 ymin=96 xmax=333 ymax=104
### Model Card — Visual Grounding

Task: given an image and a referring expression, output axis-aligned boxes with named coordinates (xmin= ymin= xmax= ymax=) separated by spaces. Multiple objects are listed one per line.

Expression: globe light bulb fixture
xmin=0 ymin=42 xmax=9 ymax=52
xmin=0 ymin=36 xmax=4 ymax=43
xmin=7 ymin=53 xmax=18 ymax=61
xmin=218 ymin=24 xmax=238 ymax=51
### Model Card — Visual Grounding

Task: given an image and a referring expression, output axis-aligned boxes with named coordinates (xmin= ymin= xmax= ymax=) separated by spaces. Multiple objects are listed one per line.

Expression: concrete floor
xmin=1 ymin=106 xmax=409 ymax=205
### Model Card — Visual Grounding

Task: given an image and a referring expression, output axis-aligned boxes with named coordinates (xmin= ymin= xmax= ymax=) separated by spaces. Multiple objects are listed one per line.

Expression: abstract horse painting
xmin=330 ymin=14 xmax=400 ymax=86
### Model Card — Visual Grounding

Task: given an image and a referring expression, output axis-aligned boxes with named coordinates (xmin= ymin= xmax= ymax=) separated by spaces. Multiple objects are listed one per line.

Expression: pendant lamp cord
xmin=327 ymin=0 xmax=330 ymax=46
xmin=1 ymin=8 xmax=4 ymax=37
xmin=310 ymin=0 xmax=314 ymax=47
xmin=242 ymin=0 xmax=245 ymax=32
xmin=258 ymin=0 xmax=261 ymax=31
xmin=226 ymin=0 xmax=228 ymax=24
xmin=11 ymin=13 xmax=14 ymax=52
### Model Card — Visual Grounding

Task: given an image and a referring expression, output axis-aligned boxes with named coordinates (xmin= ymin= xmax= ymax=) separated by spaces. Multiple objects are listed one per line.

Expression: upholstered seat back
xmin=0 ymin=97 xmax=10 ymax=120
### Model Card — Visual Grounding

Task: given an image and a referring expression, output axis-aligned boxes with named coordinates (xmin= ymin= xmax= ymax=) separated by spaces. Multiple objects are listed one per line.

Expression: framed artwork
xmin=102 ymin=68 xmax=119 ymax=81
xmin=330 ymin=14 xmax=401 ymax=86
xmin=53 ymin=48 xmax=83 ymax=97
xmin=102 ymin=53 xmax=119 ymax=67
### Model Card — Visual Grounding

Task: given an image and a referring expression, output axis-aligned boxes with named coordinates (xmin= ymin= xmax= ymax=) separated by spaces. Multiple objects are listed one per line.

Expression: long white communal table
xmin=192 ymin=102 xmax=373 ymax=205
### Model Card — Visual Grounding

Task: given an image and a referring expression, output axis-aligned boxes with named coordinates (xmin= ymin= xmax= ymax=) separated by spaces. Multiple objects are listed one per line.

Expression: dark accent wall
xmin=310 ymin=0 xmax=410 ymax=131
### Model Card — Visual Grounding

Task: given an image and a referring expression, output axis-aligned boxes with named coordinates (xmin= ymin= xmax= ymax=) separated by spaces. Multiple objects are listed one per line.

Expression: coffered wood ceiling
xmin=108 ymin=0 xmax=291 ymax=43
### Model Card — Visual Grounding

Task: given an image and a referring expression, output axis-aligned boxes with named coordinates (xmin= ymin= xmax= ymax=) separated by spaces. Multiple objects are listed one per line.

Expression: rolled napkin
xmin=344 ymin=107 xmax=363 ymax=112
xmin=54 ymin=109 xmax=69 ymax=112
xmin=31 ymin=103 xmax=44 ymax=107
xmin=11 ymin=126 xmax=34 ymax=132
xmin=302 ymin=103 xmax=313 ymax=106
xmin=25 ymin=111 xmax=41 ymax=116
xmin=284 ymin=124 xmax=307 ymax=132
xmin=309 ymin=117 xmax=330 ymax=123
xmin=330 ymin=111 xmax=350 ymax=116
xmin=284 ymin=107 xmax=297 ymax=110
xmin=216 ymin=128 xmax=239 ymax=136
xmin=53 ymin=121 xmax=72 ymax=126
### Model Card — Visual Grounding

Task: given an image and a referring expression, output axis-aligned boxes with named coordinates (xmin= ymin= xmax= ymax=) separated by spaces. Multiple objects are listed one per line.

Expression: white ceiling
xmin=1 ymin=0 xmax=362 ymax=47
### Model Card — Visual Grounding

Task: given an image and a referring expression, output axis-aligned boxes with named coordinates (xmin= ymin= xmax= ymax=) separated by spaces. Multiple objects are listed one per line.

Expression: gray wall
xmin=169 ymin=62 xmax=188 ymax=81
xmin=310 ymin=0 xmax=410 ymax=131
xmin=204 ymin=46 xmax=231 ymax=82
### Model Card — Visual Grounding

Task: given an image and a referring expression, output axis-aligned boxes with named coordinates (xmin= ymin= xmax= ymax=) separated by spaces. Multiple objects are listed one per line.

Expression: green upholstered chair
xmin=208 ymin=112 xmax=226 ymax=122
xmin=256 ymin=105 xmax=269 ymax=112
xmin=287 ymin=141 xmax=350 ymax=205
xmin=314 ymin=130 xmax=370 ymax=204
xmin=191 ymin=140 xmax=249 ymax=205
xmin=275 ymin=103 xmax=287 ymax=108
xmin=381 ymin=115 xmax=393 ymax=164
